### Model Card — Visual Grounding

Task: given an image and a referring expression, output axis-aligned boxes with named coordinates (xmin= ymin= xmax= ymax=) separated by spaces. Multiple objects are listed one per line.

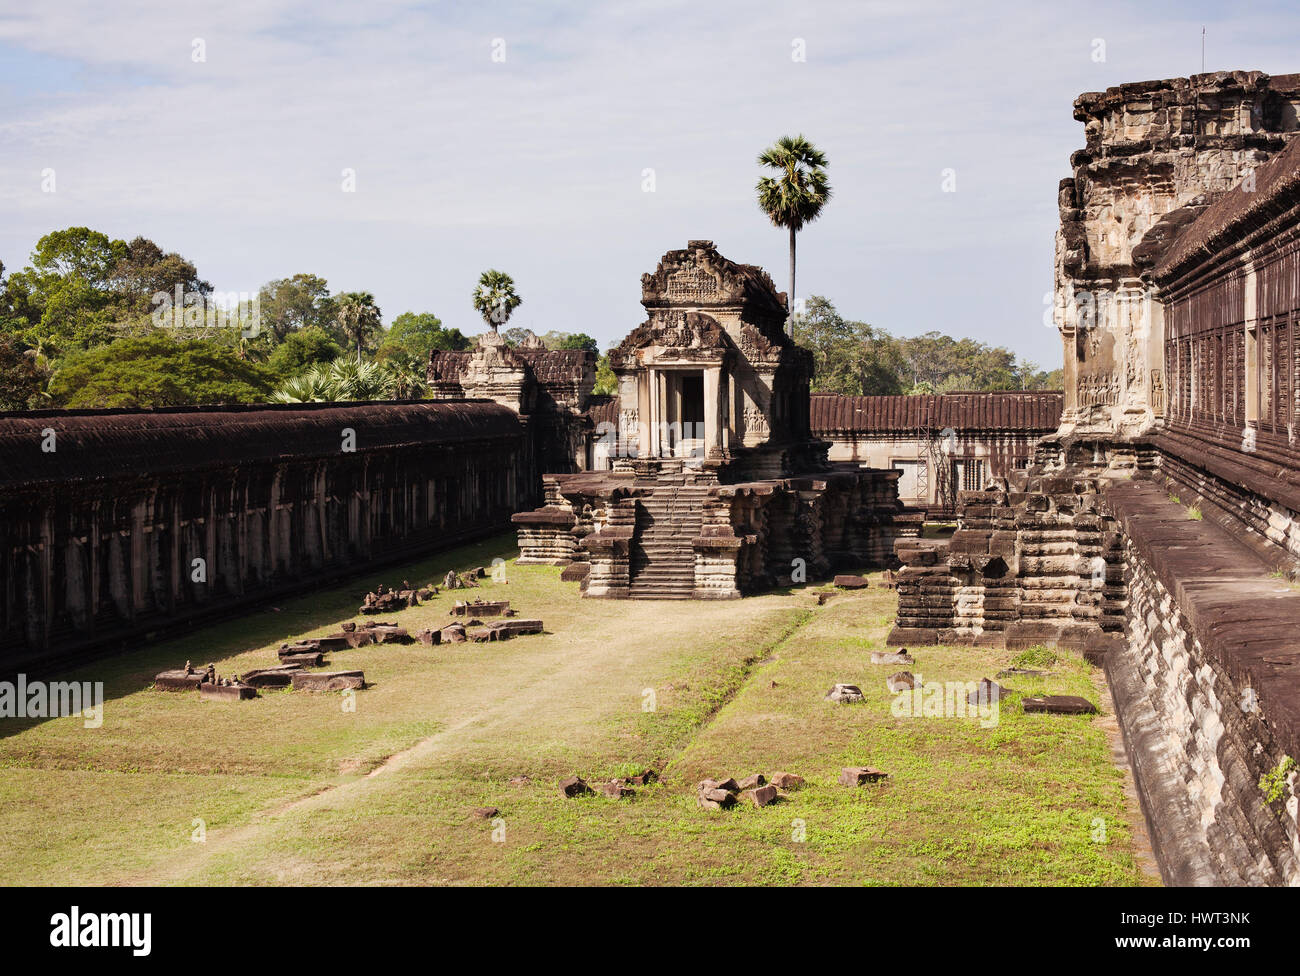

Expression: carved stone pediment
xmin=609 ymin=311 xmax=731 ymax=368
xmin=641 ymin=240 xmax=786 ymax=317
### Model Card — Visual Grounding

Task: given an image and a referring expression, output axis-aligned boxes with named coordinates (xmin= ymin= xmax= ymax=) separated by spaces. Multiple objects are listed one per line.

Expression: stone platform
xmin=514 ymin=463 xmax=919 ymax=599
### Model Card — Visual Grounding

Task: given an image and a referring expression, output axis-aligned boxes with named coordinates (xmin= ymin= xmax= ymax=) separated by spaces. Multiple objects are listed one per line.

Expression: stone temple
xmin=7 ymin=67 xmax=1300 ymax=885
xmin=507 ymin=240 xmax=913 ymax=598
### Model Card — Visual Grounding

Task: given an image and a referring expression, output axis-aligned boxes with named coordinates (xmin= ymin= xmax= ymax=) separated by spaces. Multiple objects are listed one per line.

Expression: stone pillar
xmin=648 ymin=368 xmax=660 ymax=458
xmin=703 ymin=366 xmax=721 ymax=455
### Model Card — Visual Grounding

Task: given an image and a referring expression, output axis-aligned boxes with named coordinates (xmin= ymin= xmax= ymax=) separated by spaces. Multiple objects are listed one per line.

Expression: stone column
xmin=703 ymin=366 xmax=721 ymax=455
xmin=648 ymin=368 xmax=660 ymax=458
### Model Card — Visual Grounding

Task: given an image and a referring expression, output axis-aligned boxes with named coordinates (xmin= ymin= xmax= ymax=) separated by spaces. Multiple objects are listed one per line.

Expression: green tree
xmin=0 ymin=336 xmax=49 ymax=410
xmin=795 ymin=296 xmax=905 ymax=396
xmin=5 ymin=227 xmax=127 ymax=350
xmin=334 ymin=291 xmax=383 ymax=364
xmin=111 ymin=236 xmax=211 ymax=320
xmin=258 ymin=274 xmax=335 ymax=342
xmin=472 ymin=270 xmax=522 ymax=333
xmin=545 ymin=331 xmax=600 ymax=354
xmin=756 ymin=135 xmax=831 ymax=329
xmin=48 ymin=334 xmax=275 ymax=408
xmin=593 ymin=353 xmax=617 ymax=396
xmin=266 ymin=325 xmax=341 ymax=379
xmin=376 ymin=311 xmax=469 ymax=362
xmin=271 ymin=358 xmax=397 ymax=403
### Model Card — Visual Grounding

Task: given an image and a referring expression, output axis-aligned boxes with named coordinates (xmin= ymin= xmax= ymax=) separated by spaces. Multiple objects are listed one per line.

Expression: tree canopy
xmin=795 ymin=296 xmax=1061 ymax=395
xmin=48 ymin=334 xmax=275 ymax=408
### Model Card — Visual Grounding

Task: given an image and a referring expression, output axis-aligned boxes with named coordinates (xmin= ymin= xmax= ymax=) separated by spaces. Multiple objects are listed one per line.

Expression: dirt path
xmin=117 ymin=596 xmax=810 ymax=885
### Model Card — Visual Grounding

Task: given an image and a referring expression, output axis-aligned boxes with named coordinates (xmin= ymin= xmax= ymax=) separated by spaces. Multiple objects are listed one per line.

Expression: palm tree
xmin=472 ymin=270 xmax=522 ymax=333
xmin=271 ymin=359 xmax=398 ymax=403
xmin=384 ymin=355 xmax=427 ymax=399
xmin=756 ymin=135 xmax=832 ymax=332
xmin=334 ymin=291 xmax=383 ymax=363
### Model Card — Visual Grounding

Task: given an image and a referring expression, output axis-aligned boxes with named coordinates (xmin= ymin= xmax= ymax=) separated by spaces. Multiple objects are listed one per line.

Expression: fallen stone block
xmin=697 ymin=788 xmax=737 ymax=810
xmin=471 ymin=806 xmax=499 ymax=819
xmin=560 ymin=563 xmax=589 ymax=582
xmin=743 ymin=785 xmax=779 ymax=807
xmin=291 ymin=670 xmax=365 ymax=692
xmin=278 ymin=651 xmax=326 ymax=667
xmin=769 ymin=772 xmax=804 ymax=790
xmin=441 ymin=624 xmax=467 ymax=643
xmin=736 ymin=773 xmax=766 ymax=790
xmin=833 ymin=574 xmax=870 ymax=589
xmin=887 ymin=671 xmax=916 ymax=693
xmin=361 ymin=622 xmax=412 ymax=644
xmin=839 ymin=766 xmax=889 ymax=787
xmin=154 ymin=667 xmax=205 ymax=692
xmin=871 ymin=650 xmax=915 ymax=666
xmin=967 ymin=677 xmax=1011 ymax=706
xmin=1021 ymin=695 xmax=1097 ymax=715
xmin=816 ymin=591 xmax=836 ymax=605
xmin=414 ymin=629 xmax=441 ymax=646
xmin=825 ymin=683 xmax=865 ymax=704
xmin=199 ymin=681 xmax=257 ymax=702
xmin=509 ymin=775 xmax=531 ymax=787
xmin=450 ymin=600 xmax=511 ymax=618
xmin=559 ymin=776 xmax=593 ymax=798
xmin=598 ymin=780 xmax=635 ymax=799
xmin=278 ymin=639 xmax=324 ymax=658
xmin=241 ymin=665 xmax=305 ymax=689
xmin=625 ymin=769 xmax=657 ymax=786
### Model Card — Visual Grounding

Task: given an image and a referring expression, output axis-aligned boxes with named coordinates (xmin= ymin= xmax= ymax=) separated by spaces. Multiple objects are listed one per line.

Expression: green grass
xmin=0 ymin=533 xmax=1155 ymax=886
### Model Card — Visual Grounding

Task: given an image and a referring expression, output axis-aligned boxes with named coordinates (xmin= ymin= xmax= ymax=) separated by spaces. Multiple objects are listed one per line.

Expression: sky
xmin=1 ymin=0 xmax=1298 ymax=368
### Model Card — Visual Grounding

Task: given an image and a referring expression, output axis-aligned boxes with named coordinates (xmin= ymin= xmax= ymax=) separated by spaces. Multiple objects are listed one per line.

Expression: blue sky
xmin=1 ymin=0 xmax=1297 ymax=368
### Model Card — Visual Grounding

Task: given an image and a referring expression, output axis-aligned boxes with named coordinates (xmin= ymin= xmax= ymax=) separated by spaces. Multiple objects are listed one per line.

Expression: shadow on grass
xmin=0 ymin=532 xmax=522 ymax=742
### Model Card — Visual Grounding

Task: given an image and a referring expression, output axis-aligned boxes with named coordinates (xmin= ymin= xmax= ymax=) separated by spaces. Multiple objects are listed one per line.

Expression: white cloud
xmin=2 ymin=0 xmax=1298 ymax=363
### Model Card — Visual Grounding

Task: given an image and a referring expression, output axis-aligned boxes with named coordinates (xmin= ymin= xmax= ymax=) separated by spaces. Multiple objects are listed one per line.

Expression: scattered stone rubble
xmin=825 ymin=683 xmax=865 ymax=704
xmin=833 ymin=575 xmax=870 ymax=590
xmin=359 ymin=581 xmax=429 ymax=615
xmin=450 ymin=600 xmax=513 ymax=618
xmin=886 ymin=671 xmax=915 ymax=693
xmin=697 ymin=771 xmax=795 ymax=809
xmin=560 ymin=768 xmax=657 ymax=799
xmin=871 ymin=649 xmax=914 ymax=666
xmin=967 ymin=677 xmax=1012 ymax=706
xmin=1021 ymin=695 xmax=1097 ymax=715
xmin=839 ymin=767 xmax=889 ymax=787
xmin=155 ymin=584 xmax=544 ymax=704
xmin=292 ymin=670 xmax=366 ymax=692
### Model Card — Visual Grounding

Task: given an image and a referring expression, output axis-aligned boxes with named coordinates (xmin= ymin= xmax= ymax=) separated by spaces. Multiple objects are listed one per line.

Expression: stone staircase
xmin=628 ymin=483 xmax=710 ymax=599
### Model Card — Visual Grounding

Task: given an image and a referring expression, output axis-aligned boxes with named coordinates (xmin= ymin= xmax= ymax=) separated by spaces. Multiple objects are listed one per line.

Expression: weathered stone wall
xmin=1056 ymin=71 xmax=1300 ymax=437
xmin=0 ymin=401 xmax=525 ymax=672
xmin=888 ymin=472 xmax=1126 ymax=656
xmin=1103 ymin=479 xmax=1300 ymax=885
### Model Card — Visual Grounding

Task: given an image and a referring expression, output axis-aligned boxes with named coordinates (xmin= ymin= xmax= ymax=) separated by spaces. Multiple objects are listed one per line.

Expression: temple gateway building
xmin=504 ymin=240 xmax=914 ymax=598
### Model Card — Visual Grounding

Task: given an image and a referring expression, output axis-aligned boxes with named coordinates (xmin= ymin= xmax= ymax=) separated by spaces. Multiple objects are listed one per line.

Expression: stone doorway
xmin=677 ymin=372 xmax=705 ymax=460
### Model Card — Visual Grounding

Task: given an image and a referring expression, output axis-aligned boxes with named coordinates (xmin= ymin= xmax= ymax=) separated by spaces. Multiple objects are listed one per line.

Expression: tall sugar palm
xmin=756 ymin=135 xmax=831 ymax=332
xmin=335 ymin=291 xmax=383 ymax=363
xmin=472 ymin=270 xmax=522 ymax=333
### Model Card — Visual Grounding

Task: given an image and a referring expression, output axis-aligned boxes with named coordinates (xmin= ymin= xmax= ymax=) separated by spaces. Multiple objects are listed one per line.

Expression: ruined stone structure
xmin=1056 ymin=70 xmax=1300 ymax=437
xmin=0 ymin=401 xmax=525 ymax=671
xmin=811 ymin=391 xmax=1063 ymax=511
xmin=512 ymin=241 xmax=917 ymax=598
xmin=895 ymin=71 xmax=1300 ymax=885
xmin=428 ymin=328 xmax=596 ymax=480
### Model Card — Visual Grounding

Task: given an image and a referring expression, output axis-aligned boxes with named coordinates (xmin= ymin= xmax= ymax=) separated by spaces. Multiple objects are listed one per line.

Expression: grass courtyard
xmin=0 ymin=533 xmax=1156 ymax=886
